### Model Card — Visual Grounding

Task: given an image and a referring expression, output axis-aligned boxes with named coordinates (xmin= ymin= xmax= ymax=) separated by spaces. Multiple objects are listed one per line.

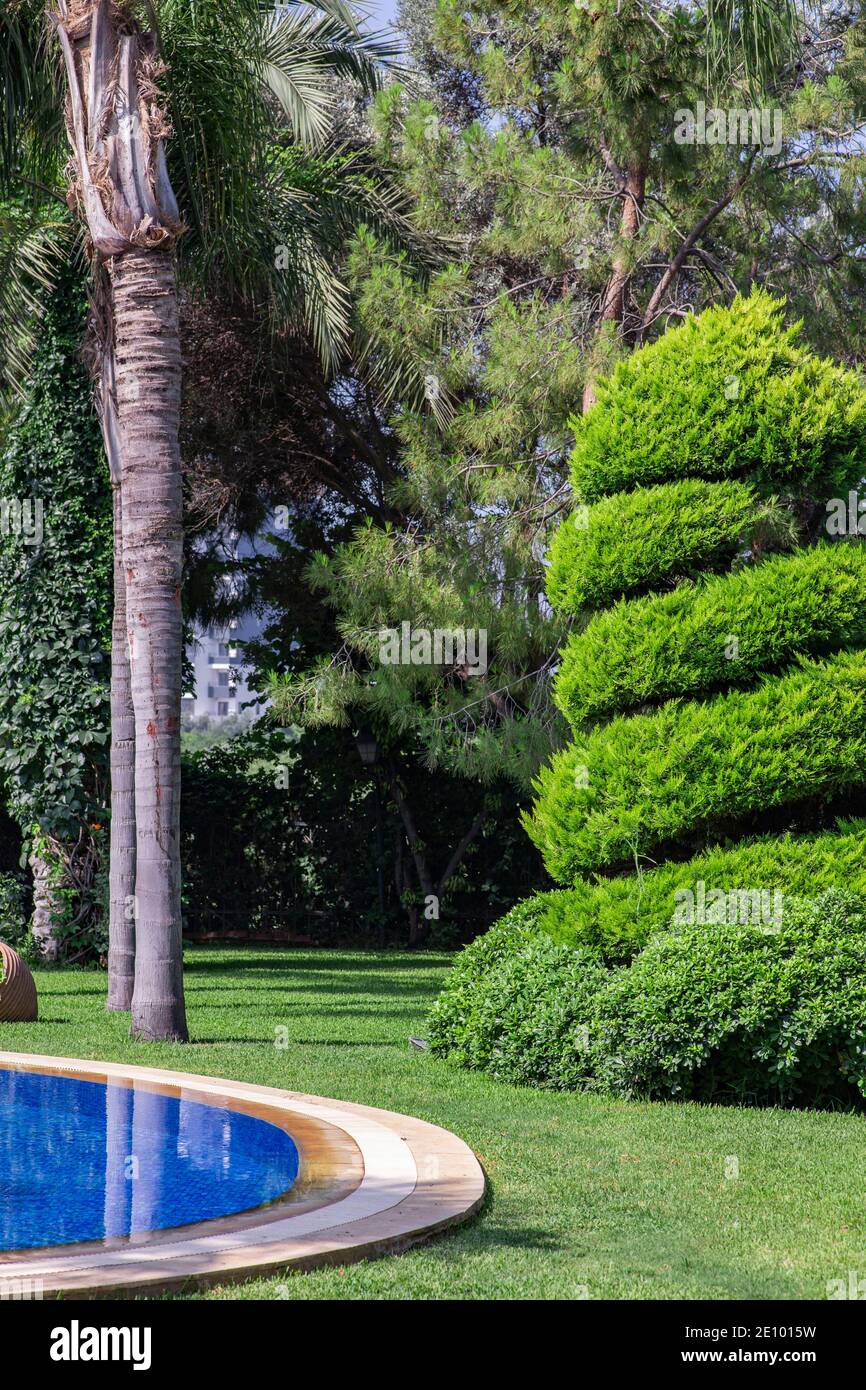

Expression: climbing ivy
xmin=0 ymin=278 xmax=112 ymax=954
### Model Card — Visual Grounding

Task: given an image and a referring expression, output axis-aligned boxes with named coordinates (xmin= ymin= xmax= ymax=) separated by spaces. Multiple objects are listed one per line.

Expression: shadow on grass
xmin=184 ymin=952 xmax=452 ymax=974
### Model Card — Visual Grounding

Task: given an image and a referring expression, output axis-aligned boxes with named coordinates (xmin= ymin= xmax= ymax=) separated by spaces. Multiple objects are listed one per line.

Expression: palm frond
xmin=0 ymin=204 xmax=72 ymax=407
xmin=266 ymin=169 xmax=352 ymax=365
xmin=0 ymin=0 xmax=65 ymax=195
xmin=1 ymin=1 xmax=412 ymax=382
xmin=154 ymin=0 xmax=274 ymax=274
xmin=351 ymin=311 xmax=457 ymax=429
xmin=265 ymin=144 xmax=448 ymax=367
xmin=262 ymin=1 xmax=407 ymax=145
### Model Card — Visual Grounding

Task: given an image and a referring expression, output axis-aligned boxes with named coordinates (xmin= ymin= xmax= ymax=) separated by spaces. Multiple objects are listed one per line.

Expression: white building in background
xmin=182 ymin=522 xmax=278 ymax=723
xmin=182 ymin=615 xmax=269 ymax=722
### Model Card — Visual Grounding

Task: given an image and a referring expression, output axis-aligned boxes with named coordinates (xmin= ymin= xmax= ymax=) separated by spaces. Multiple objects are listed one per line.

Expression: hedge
xmin=430 ymin=889 xmax=866 ymax=1109
xmin=556 ymin=542 xmax=866 ymax=725
xmin=593 ymin=891 xmax=866 ymax=1107
xmin=427 ymin=914 xmax=606 ymax=1089
xmin=525 ymin=650 xmax=866 ymax=880
xmin=568 ymin=293 xmax=866 ymax=504
xmin=544 ymin=478 xmax=787 ymax=616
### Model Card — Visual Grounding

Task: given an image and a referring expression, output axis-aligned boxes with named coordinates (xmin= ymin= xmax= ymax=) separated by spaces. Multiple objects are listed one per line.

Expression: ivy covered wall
xmin=0 ymin=278 xmax=112 ymax=956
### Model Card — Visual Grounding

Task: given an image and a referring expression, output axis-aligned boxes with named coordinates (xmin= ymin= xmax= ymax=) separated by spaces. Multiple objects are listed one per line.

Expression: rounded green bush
xmin=592 ymin=890 xmax=866 ymax=1108
xmin=569 ymin=292 xmax=866 ymax=504
xmin=428 ymin=918 xmax=606 ymax=1089
xmin=430 ymin=889 xmax=866 ymax=1107
xmin=556 ymin=542 xmax=866 ymax=725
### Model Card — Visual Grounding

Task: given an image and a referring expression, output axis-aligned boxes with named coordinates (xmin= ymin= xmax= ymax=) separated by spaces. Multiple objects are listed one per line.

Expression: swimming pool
xmin=0 ymin=1066 xmax=300 ymax=1251
xmin=0 ymin=1052 xmax=484 ymax=1295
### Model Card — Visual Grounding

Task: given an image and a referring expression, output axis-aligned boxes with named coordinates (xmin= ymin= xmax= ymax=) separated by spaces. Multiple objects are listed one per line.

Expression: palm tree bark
xmin=107 ymin=482 xmax=137 ymax=1009
xmin=95 ymin=338 xmax=137 ymax=1010
xmin=112 ymin=246 xmax=187 ymax=1042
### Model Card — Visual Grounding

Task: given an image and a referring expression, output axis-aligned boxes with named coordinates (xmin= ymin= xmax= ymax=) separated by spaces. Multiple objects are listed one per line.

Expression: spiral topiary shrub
xmin=569 ymin=291 xmax=866 ymax=503
xmin=433 ymin=293 xmax=866 ymax=1101
xmin=526 ymin=293 xmax=866 ymax=892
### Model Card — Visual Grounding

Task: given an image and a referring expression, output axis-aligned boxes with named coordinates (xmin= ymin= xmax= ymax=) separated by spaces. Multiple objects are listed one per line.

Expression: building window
xmin=217 ymin=701 xmax=229 ymax=716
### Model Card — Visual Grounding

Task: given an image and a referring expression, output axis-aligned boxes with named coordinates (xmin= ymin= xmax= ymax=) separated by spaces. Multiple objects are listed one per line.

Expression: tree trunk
xmin=107 ymin=482 xmax=136 ymax=1010
xmin=582 ymin=160 xmax=646 ymax=412
xmin=390 ymin=776 xmax=487 ymax=948
xmin=112 ymin=247 xmax=187 ymax=1042
xmin=29 ymin=848 xmax=62 ymax=962
xmin=95 ymin=334 xmax=137 ymax=1009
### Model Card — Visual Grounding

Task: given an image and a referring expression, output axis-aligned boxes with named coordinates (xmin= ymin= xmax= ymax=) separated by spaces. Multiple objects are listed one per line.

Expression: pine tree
xmin=276 ymin=0 xmax=866 ymax=793
xmin=525 ymin=293 xmax=866 ymax=948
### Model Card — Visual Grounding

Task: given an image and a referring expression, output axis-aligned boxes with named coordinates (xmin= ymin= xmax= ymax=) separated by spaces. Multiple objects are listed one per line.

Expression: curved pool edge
xmin=0 ymin=1051 xmax=486 ymax=1298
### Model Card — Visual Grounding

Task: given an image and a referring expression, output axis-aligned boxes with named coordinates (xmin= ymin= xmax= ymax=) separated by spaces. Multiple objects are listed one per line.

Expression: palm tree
xmin=0 ymin=0 xmax=405 ymax=1039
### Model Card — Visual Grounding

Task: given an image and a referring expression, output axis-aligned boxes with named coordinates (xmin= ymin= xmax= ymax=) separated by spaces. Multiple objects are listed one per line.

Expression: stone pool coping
xmin=0 ymin=1051 xmax=486 ymax=1298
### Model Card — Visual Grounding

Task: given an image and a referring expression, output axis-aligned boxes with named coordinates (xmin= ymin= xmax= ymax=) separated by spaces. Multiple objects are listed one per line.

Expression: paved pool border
xmin=0 ymin=1051 xmax=486 ymax=1298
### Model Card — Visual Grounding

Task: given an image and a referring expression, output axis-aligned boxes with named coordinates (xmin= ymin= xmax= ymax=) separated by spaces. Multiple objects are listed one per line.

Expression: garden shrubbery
xmin=592 ymin=891 xmax=866 ymax=1107
xmin=432 ymin=294 xmax=866 ymax=1111
xmin=428 ymin=906 xmax=606 ymax=1088
xmin=430 ymin=890 xmax=866 ymax=1109
xmin=527 ymin=651 xmax=866 ymax=880
xmin=181 ymin=726 xmax=546 ymax=946
xmin=557 ymin=543 xmax=866 ymax=724
xmin=545 ymin=478 xmax=783 ymax=615
xmin=0 ymin=870 xmax=31 ymax=949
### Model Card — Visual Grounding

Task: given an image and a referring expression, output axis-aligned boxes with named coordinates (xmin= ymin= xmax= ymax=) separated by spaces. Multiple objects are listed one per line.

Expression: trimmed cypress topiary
xmin=545 ymin=477 xmax=791 ymax=614
xmin=431 ymin=296 xmax=866 ymax=1094
xmin=525 ymin=292 xmax=866 ymax=917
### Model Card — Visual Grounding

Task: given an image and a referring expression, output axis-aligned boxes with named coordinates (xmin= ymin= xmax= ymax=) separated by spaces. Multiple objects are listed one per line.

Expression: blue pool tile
xmin=0 ymin=1068 xmax=299 ymax=1251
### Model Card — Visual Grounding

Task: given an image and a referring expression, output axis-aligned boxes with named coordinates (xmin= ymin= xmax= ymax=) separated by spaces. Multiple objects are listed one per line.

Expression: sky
xmin=368 ymin=0 xmax=401 ymax=28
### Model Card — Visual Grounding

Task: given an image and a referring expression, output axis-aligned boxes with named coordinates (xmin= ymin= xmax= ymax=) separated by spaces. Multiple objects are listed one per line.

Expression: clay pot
xmin=0 ymin=942 xmax=38 ymax=1022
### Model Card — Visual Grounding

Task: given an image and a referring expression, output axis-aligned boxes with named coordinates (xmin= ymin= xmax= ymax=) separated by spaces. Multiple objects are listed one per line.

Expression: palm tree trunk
xmin=111 ymin=246 xmax=187 ymax=1042
xmin=107 ymin=482 xmax=137 ymax=1009
xmin=95 ymin=337 xmax=137 ymax=1010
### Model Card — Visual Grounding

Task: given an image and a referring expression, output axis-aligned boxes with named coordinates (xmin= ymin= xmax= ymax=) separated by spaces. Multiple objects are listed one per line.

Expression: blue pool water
xmin=0 ymin=1067 xmax=300 ymax=1251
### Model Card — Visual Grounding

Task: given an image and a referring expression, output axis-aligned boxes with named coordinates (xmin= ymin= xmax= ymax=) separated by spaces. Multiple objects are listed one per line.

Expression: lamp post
xmin=356 ymin=730 xmax=386 ymax=947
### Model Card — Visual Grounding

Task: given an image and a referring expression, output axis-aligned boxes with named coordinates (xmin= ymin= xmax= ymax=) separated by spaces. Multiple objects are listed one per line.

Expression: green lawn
xmin=2 ymin=945 xmax=865 ymax=1300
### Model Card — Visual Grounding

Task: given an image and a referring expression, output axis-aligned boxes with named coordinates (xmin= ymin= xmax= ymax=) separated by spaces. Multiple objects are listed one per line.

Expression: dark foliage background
xmin=180 ymin=725 xmax=549 ymax=946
